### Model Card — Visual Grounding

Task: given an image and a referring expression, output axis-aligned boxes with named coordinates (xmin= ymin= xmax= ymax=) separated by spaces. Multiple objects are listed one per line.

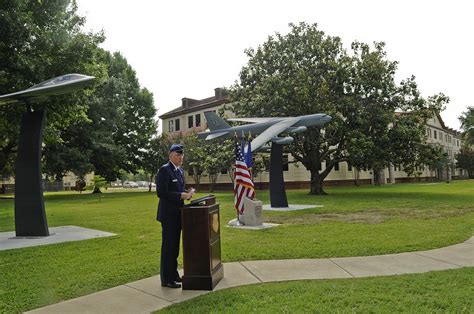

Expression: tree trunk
xmin=148 ymin=174 xmax=153 ymax=192
xmin=228 ymin=166 xmax=235 ymax=185
xmin=192 ymin=166 xmax=201 ymax=189
xmin=309 ymin=169 xmax=327 ymax=195
xmin=92 ymin=186 xmax=102 ymax=194
xmin=354 ymin=168 xmax=360 ymax=186
xmin=209 ymin=173 xmax=217 ymax=192
xmin=373 ymin=168 xmax=384 ymax=186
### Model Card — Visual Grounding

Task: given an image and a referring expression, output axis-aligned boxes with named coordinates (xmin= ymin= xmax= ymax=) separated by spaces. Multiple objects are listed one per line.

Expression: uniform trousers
xmin=160 ymin=215 xmax=181 ymax=284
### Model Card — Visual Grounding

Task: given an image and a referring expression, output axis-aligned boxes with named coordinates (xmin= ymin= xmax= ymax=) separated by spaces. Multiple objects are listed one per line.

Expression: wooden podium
xmin=181 ymin=195 xmax=223 ymax=290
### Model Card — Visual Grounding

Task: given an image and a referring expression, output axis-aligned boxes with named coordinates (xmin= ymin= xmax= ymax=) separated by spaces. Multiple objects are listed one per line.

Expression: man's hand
xmin=180 ymin=192 xmax=190 ymax=200
xmin=181 ymin=188 xmax=196 ymax=200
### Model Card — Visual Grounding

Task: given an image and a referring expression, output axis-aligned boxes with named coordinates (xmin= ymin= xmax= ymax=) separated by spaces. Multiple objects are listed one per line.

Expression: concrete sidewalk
xmin=27 ymin=237 xmax=474 ymax=314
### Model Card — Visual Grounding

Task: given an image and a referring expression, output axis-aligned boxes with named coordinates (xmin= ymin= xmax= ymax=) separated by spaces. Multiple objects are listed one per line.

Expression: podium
xmin=181 ymin=195 xmax=223 ymax=290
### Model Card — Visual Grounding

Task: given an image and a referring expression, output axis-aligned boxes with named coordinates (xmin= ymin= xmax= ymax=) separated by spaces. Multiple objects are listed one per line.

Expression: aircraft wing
xmin=227 ymin=117 xmax=278 ymax=124
xmin=251 ymin=117 xmax=300 ymax=152
xmin=205 ymin=131 xmax=228 ymax=140
xmin=0 ymin=74 xmax=94 ymax=105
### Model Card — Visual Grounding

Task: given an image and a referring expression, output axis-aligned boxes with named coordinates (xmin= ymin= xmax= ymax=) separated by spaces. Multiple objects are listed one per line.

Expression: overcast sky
xmin=76 ymin=0 xmax=473 ymax=131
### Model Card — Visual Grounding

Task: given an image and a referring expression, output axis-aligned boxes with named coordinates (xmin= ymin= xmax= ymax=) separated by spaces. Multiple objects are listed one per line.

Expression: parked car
xmin=137 ymin=181 xmax=156 ymax=189
xmin=136 ymin=181 xmax=149 ymax=188
xmin=123 ymin=181 xmax=138 ymax=188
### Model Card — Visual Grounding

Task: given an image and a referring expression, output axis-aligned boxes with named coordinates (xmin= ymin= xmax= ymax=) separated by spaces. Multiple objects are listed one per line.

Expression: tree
xmin=202 ymin=139 xmax=234 ymax=192
xmin=0 ymin=0 xmax=106 ymax=177
xmin=84 ymin=51 xmax=157 ymax=181
xmin=229 ymin=22 xmax=445 ymax=194
xmin=42 ymin=51 xmax=157 ymax=182
xmin=142 ymin=135 xmax=171 ymax=192
xmin=397 ymin=143 xmax=448 ymax=181
xmin=459 ymin=106 xmax=473 ymax=146
xmin=43 ymin=124 xmax=94 ymax=181
xmin=456 ymin=149 xmax=474 ymax=178
xmin=457 ymin=107 xmax=474 ymax=179
xmin=105 ymin=52 xmax=157 ymax=176
xmin=91 ymin=174 xmax=108 ymax=192
xmin=91 ymin=175 xmax=108 ymax=202
xmin=182 ymin=134 xmax=207 ymax=188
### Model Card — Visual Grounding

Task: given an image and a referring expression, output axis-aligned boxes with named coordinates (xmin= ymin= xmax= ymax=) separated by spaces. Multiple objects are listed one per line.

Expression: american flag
xmin=234 ymin=140 xmax=255 ymax=214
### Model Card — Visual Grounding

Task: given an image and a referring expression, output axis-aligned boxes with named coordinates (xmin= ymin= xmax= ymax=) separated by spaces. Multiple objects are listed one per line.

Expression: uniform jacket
xmin=156 ymin=161 xmax=185 ymax=222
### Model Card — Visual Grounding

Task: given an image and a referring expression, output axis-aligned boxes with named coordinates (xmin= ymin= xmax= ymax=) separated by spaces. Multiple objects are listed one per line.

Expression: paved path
xmin=27 ymin=237 xmax=474 ymax=314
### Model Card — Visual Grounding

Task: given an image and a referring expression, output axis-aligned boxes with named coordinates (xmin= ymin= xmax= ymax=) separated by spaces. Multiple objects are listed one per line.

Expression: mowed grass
xmin=159 ymin=268 xmax=474 ymax=313
xmin=0 ymin=180 xmax=473 ymax=313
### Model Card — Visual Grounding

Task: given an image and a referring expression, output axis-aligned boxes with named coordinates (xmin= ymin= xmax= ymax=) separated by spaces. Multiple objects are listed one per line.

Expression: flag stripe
xmin=234 ymin=139 xmax=255 ymax=214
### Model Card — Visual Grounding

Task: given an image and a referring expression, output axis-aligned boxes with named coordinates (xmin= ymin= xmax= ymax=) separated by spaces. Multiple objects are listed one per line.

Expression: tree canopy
xmin=456 ymin=106 xmax=474 ymax=178
xmin=459 ymin=106 xmax=473 ymax=146
xmin=1 ymin=1 xmax=158 ymax=185
xmin=229 ymin=22 xmax=447 ymax=194
xmin=0 ymin=0 xmax=106 ymax=177
xmin=456 ymin=148 xmax=474 ymax=179
xmin=43 ymin=51 xmax=157 ymax=182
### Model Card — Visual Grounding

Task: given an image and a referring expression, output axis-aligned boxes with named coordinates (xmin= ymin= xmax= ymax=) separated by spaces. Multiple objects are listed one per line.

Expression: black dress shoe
xmin=175 ymin=277 xmax=182 ymax=283
xmin=161 ymin=282 xmax=181 ymax=289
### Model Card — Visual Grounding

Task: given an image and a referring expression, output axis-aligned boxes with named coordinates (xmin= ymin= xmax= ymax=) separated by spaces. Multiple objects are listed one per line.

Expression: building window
xmin=188 ymin=116 xmax=193 ymax=128
xmin=195 ymin=114 xmax=201 ymax=127
xmin=347 ymin=163 xmax=352 ymax=171
xmin=175 ymin=119 xmax=180 ymax=131
xmin=434 ymin=130 xmax=437 ymax=139
xmin=334 ymin=162 xmax=339 ymax=171
xmin=168 ymin=120 xmax=174 ymax=132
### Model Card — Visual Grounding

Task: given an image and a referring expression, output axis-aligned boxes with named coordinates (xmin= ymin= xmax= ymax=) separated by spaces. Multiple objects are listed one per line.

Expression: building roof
xmin=430 ymin=112 xmax=461 ymax=136
xmin=396 ymin=111 xmax=461 ymax=136
xmin=159 ymin=88 xmax=229 ymax=119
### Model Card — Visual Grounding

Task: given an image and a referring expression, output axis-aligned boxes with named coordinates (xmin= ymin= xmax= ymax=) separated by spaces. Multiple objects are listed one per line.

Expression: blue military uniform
xmin=156 ymin=145 xmax=185 ymax=286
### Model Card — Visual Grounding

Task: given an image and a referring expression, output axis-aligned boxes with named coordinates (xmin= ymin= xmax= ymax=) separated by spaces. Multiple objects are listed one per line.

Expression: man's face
xmin=169 ymin=152 xmax=184 ymax=166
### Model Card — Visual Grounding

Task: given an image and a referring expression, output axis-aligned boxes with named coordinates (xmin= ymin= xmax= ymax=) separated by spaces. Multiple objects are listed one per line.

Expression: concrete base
xmin=263 ymin=204 xmax=323 ymax=211
xmin=227 ymin=219 xmax=279 ymax=230
xmin=0 ymin=225 xmax=116 ymax=251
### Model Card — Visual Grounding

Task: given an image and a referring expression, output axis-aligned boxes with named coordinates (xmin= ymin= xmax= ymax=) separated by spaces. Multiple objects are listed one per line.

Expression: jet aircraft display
xmin=0 ymin=73 xmax=94 ymax=105
xmin=198 ymin=111 xmax=332 ymax=152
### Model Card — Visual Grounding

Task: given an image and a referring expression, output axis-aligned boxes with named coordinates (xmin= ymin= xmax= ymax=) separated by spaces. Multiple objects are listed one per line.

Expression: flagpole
xmin=234 ymin=132 xmax=243 ymax=226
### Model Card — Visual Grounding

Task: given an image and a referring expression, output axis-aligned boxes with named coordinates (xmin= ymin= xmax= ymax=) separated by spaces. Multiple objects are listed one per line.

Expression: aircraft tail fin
xmin=204 ymin=111 xmax=230 ymax=131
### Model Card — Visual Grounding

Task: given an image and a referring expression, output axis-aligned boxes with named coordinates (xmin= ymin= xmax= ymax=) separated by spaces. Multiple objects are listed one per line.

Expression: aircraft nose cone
xmin=323 ymin=115 xmax=332 ymax=123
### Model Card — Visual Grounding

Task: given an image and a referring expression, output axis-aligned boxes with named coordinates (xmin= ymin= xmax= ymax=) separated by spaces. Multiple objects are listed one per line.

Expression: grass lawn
xmin=159 ymin=268 xmax=474 ymax=313
xmin=0 ymin=180 xmax=473 ymax=313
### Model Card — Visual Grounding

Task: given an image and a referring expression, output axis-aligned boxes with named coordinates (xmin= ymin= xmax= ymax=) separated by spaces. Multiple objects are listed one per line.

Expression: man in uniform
xmin=156 ymin=144 xmax=194 ymax=288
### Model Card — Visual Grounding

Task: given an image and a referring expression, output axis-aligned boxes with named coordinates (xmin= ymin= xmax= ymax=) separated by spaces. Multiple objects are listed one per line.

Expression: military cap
xmin=169 ymin=144 xmax=184 ymax=154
